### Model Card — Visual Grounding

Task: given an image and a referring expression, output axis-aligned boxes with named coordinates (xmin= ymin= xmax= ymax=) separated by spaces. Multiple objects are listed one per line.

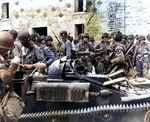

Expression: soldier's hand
xmin=0 ymin=54 xmax=4 ymax=61
xmin=33 ymin=63 xmax=46 ymax=70
xmin=23 ymin=64 xmax=33 ymax=69
xmin=11 ymin=56 xmax=20 ymax=64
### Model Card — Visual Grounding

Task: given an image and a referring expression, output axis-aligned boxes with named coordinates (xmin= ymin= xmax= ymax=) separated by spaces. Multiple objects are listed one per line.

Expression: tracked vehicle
xmin=11 ymin=58 xmax=150 ymax=122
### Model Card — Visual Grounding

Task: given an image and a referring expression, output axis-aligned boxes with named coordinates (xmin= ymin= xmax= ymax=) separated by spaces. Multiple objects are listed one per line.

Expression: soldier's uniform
xmin=94 ymin=33 xmax=110 ymax=74
xmin=0 ymin=32 xmax=24 ymax=122
xmin=111 ymin=42 xmax=125 ymax=65
xmin=106 ymin=31 xmax=128 ymax=75
xmin=133 ymin=35 xmax=150 ymax=78
xmin=43 ymin=36 xmax=56 ymax=67
xmin=57 ymin=30 xmax=72 ymax=59
xmin=75 ymin=33 xmax=94 ymax=72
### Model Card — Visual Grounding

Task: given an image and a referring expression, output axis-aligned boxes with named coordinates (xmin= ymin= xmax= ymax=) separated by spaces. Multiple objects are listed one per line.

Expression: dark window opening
xmin=32 ymin=27 xmax=47 ymax=36
xmin=2 ymin=3 xmax=9 ymax=19
xmin=78 ymin=0 xmax=83 ymax=12
xmin=75 ymin=24 xmax=84 ymax=38
xmin=75 ymin=0 xmax=85 ymax=12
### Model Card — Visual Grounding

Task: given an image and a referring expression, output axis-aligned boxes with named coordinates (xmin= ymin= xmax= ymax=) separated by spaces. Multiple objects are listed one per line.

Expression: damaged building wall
xmin=0 ymin=0 xmax=150 ymax=42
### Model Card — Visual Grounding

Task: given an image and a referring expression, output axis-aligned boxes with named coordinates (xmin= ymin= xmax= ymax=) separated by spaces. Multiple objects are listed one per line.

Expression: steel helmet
xmin=17 ymin=31 xmax=30 ymax=43
xmin=0 ymin=32 xmax=14 ymax=50
xmin=8 ymin=29 xmax=18 ymax=40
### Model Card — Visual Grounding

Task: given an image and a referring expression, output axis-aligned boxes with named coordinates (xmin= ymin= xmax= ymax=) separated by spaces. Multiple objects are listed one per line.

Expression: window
xmin=32 ymin=27 xmax=47 ymax=36
xmin=75 ymin=24 xmax=84 ymax=38
xmin=74 ymin=0 xmax=86 ymax=12
xmin=1 ymin=3 xmax=9 ymax=19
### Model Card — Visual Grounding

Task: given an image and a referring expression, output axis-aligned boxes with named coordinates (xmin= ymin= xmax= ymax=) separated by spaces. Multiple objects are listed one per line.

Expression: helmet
xmin=30 ymin=33 xmax=40 ymax=42
xmin=82 ymin=33 xmax=89 ymax=39
xmin=48 ymin=59 xmax=65 ymax=79
xmin=17 ymin=31 xmax=30 ymax=43
xmin=0 ymin=32 xmax=14 ymax=50
xmin=122 ymin=35 xmax=127 ymax=40
xmin=78 ymin=33 xmax=84 ymax=40
xmin=39 ymin=35 xmax=45 ymax=42
xmin=102 ymin=32 xmax=109 ymax=39
xmin=8 ymin=29 xmax=18 ymax=40
xmin=60 ymin=30 xmax=67 ymax=37
xmin=89 ymin=37 xmax=95 ymax=42
xmin=45 ymin=36 xmax=53 ymax=42
xmin=139 ymin=35 xmax=145 ymax=41
xmin=127 ymin=35 xmax=134 ymax=40
xmin=115 ymin=31 xmax=122 ymax=42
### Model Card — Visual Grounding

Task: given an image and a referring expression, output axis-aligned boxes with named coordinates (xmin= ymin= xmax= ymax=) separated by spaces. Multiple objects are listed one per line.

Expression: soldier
xmin=132 ymin=35 xmax=150 ymax=78
xmin=89 ymin=37 xmax=95 ymax=47
xmin=17 ymin=31 xmax=45 ymax=66
xmin=127 ymin=34 xmax=134 ymax=44
xmin=106 ymin=31 xmax=127 ymax=74
xmin=42 ymin=36 xmax=56 ymax=67
xmin=0 ymin=32 xmax=24 ymax=122
xmin=57 ymin=30 xmax=72 ymax=59
xmin=75 ymin=33 xmax=94 ymax=72
xmin=8 ymin=29 xmax=22 ymax=58
xmin=17 ymin=31 xmax=45 ymax=102
xmin=75 ymin=33 xmax=84 ymax=51
xmin=39 ymin=35 xmax=46 ymax=52
xmin=30 ymin=33 xmax=40 ymax=49
xmin=122 ymin=34 xmax=128 ymax=48
xmin=94 ymin=32 xmax=110 ymax=74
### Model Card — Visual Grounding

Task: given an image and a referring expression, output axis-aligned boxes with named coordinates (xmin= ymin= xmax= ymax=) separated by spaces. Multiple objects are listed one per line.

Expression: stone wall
xmin=0 ymin=0 xmax=150 ymax=42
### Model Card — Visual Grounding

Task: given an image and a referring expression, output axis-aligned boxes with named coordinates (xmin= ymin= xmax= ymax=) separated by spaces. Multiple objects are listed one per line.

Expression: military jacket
xmin=43 ymin=46 xmax=56 ymax=67
xmin=76 ymin=41 xmax=94 ymax=52
xmin=111 ymin=42 xmax=125 ymax=64
xmin=95 ymin=41 xmax=110 ymax=57
xmin=57 ymin=39 xmax=72 ymax=59
xmin=133 ymin=42 xmax=150 ymax=61
xmin=24 ymin=47 xmax=45 ymax=64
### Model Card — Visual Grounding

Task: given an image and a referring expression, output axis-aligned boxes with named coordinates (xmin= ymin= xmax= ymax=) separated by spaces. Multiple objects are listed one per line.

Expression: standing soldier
xmin=76 ymin=33 xmax=94 ymax=72
xmin=17 ymin=31 xmax=45 ymax=102
xmin=132 ymin=35 xmax=150 ymax=78
xmin=43 ymin=36 xmax=56 ymax=67
xmin=8 ymin=29 xmax=22 ymax=58
xmin=94 ymin=32 xmax=110 ymax=74
xmin=57 ymin=30 xmax=72 ymax=59
xmin=106 ymin=31 xmax=127 ymax=74
xmin=0 ymin=32 xmax=24 ymax=122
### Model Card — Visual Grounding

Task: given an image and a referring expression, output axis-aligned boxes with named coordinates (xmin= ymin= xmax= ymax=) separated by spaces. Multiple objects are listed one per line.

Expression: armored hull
xmin=12 ymin=60 xmax=150 ymax=122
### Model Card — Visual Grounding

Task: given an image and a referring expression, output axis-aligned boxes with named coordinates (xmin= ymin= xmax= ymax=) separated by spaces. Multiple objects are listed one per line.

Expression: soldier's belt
xmin=35 ymin=82 xmax=90 ymax=102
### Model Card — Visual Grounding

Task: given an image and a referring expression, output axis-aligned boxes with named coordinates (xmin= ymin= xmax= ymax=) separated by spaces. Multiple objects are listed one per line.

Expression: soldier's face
xmin=103 ymin=37 xmax=108 ymax=43
xmin=47 ymin=40 xmax=52 ymax=46
xmin=29 ymin=40 xmax=34 ymax=48
xmin=0 ymin=48 xmax=9 ymax=55
xmin=83 ymin=37 xmax=88 ymax=42
xmin=41 ymin=40 xmax=46 ymax=45
xmin=60 ymin=36 xmax=67 ymax=41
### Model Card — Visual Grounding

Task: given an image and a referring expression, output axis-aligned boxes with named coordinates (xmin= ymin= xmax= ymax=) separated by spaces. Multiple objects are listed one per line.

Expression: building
xmin=0 ymin=0 xmax=150 ymax=42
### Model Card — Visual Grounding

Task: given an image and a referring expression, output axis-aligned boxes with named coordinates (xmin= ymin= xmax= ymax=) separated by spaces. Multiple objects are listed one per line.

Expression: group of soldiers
xmin=0 ymin=28 xmax=150 ymax=121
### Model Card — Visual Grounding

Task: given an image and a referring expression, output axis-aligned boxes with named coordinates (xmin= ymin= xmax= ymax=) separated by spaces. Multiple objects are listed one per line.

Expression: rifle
xmin=52 ymin=31 xmax=61 ymax=44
